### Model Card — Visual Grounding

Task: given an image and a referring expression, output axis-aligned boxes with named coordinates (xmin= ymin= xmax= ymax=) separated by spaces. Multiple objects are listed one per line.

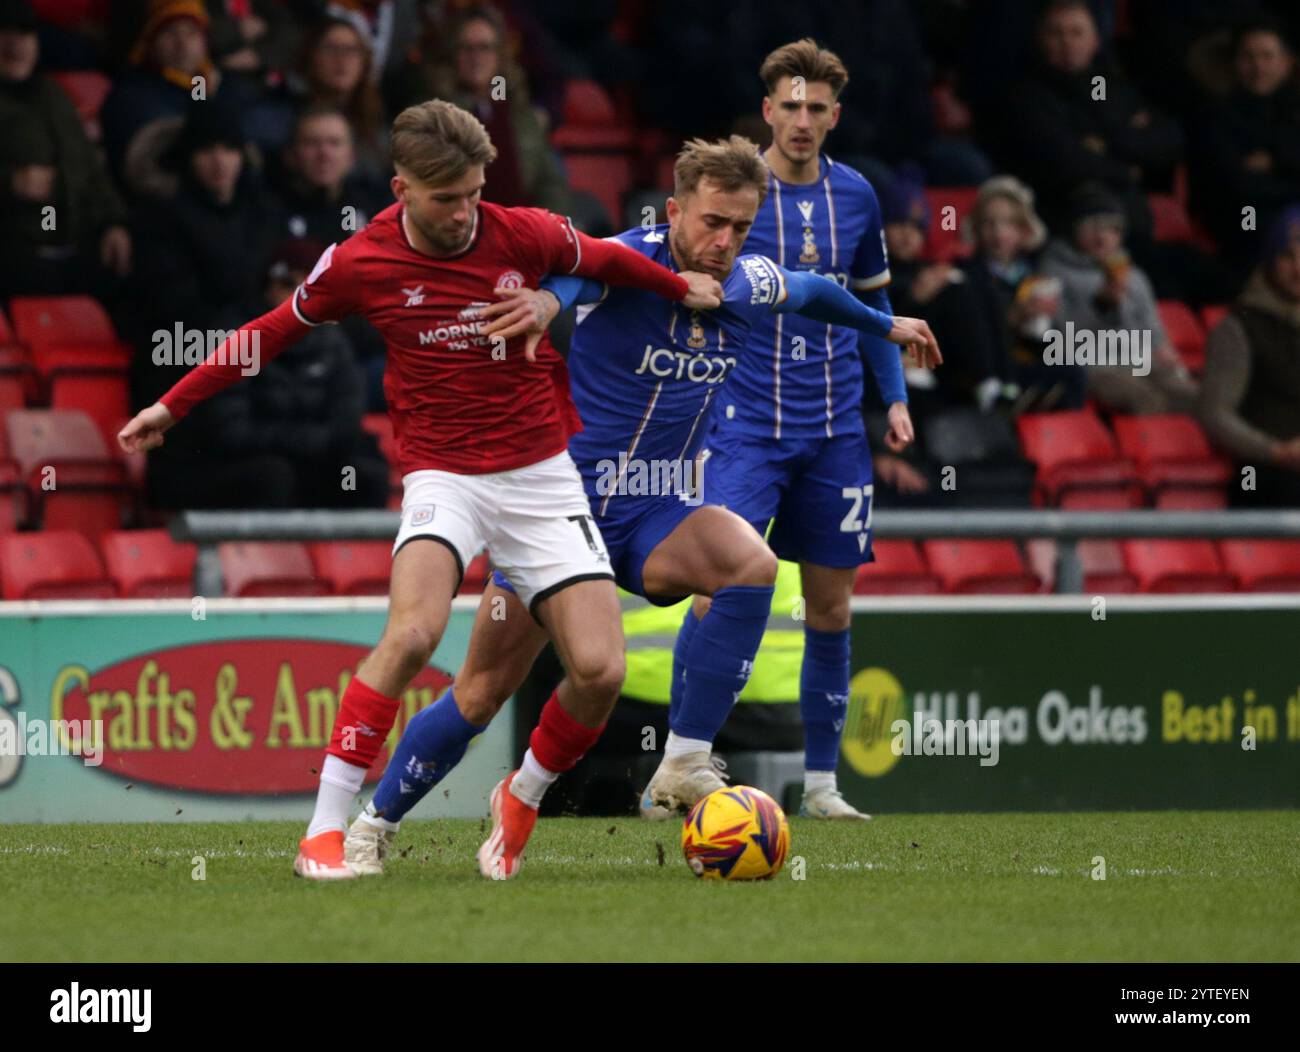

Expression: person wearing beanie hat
xmin=1200 ymin=203 xmax=1300 ymax=508
xmin=102 ymin=0 xmax=252 ymax=181
xmin=1040 ymin=182 xmax=1198 ymax=414
xmin=0 ymin=0 xmax=132 ymax=296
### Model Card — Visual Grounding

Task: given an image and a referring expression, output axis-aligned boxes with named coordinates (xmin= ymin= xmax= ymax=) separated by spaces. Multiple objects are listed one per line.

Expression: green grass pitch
xmin=2 ymin=811 xmax=1297 ymax=962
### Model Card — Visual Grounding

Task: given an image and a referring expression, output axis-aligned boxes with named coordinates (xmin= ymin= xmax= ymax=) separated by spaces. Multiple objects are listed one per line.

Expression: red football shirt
xmin=292 ymin=201 xmax=582 ymax=475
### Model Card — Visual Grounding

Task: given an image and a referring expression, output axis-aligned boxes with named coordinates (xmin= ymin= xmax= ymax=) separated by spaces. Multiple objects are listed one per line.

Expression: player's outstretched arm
xmin=116 ymin=298 xmax=308 ymax=454
xmin=571 ymin=231 xmax=722 ymax=309
xmin=773 ymin=265 xmax=942 ymax=366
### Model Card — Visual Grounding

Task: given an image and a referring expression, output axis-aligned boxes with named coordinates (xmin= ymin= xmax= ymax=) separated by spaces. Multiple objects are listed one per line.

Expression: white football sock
xmin=359 ymin=800 xmax=400 ymax=832
xmin=804 ymin=770 xmax=837 ymax=794
xmin=664 ymin=731 xmax=712 ymax=760
xmin=508 ymin=748 xmax=557 ymax=808
xmin=306 ymin=754 xmax=366 ymax=837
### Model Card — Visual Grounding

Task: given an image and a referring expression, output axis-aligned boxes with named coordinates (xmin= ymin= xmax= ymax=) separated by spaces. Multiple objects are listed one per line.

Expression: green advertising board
xmin=840 ymin=595 xmax=1300 ymax=811
xmin=0 ymin=598 xmax=510 ymax=822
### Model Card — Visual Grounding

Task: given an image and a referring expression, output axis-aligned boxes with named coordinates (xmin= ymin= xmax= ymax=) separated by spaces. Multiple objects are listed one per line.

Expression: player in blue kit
xmin=668 ymin=39 xmax=924 ymax=822
xmin=343 ymin=137 xmax=939 ymax=878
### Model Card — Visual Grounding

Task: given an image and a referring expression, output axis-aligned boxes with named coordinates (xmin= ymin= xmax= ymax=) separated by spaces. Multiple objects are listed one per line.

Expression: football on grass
xmin=681 ymin=785 xmax=791 ymax=880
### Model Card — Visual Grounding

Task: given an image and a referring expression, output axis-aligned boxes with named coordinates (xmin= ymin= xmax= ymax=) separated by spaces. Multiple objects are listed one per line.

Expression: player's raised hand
xmin=883 ymin=401 xmax=915 ymax=453
xmin=887 ymin=316 xmax=943 ymax=369
xmin=117 ymin=402 xmax=175 ymax=454
xmin=679 ymin=271 xmax=724 ymax=310
xmin=480 ymin=287 xmax=562 ymax=361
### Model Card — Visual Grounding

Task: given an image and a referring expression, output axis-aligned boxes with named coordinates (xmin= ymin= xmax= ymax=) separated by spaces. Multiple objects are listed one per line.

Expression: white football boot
xmin=638 ymin=753 xmax=729 ymax=819
xmin=344 ymin=813 xmax=398 ymax=875
xmin=799 ymin=786 xmax=872 ymax=820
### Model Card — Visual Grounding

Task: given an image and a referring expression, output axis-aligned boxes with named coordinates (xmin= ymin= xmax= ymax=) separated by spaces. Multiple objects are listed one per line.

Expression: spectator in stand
xmin=878 ymin=167 xmax=1002 ymax=423
xmin=272 ymin=103 xmax=388 ymax=413
xmin=1200 ymin=205 xmax=1300 ymax=508
xmin=960 ymin=174 xmax=1069 ymax=413
xmin=205 ymin=0 xmax=300 ymax=90
xmin=274 ymin=103 xmax=387 ymax=243
xmin=1189 ymin=17 xmax=1300 ymax=269
xmin=101 ymin=0 xmax=252 ymax=183
xmin=318 ymin=0 xmax=419 ymax=88
xmin=146 ymin=236 xmax=389 ymax=511
xmin=998 ymin=0 xmax=1183 ymax=246
xmin=391 ymin=4 xmax=569 ymax=212
xmin=1040 ymin=183 xmax=1198 ymax=414
xmin=127 ymin=102 xmax=280 ymax=405
xmin=0 ymin=0 xmax=132 ymax=297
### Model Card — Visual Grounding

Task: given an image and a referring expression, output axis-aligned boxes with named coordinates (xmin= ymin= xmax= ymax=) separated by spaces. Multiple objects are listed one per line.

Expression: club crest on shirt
xmin=496 ymin=270 xmax=525 ymax=290
xmin=798 ymin=200 xmax=820 ymax=264
xmin=686 ymin=311 xmax=707 ymax=349
xmin=409 ymin=504 xmax=434 ymax=527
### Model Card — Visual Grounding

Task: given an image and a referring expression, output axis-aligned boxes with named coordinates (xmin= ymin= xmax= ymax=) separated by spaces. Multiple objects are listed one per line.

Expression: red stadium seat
xmin=1156 ymin=300 xmax=1206 ymax=373
xmin=218 ymin=542 xmax=328 ymax=598
xmin=309 ymin=541 xmax=392 ymax=596
xmin=1199 ymin=304 xmax=1229 ymax=335
xmin=1121 ymin=539 xmax=1236 ymax=593
xmin=31 ymin=0 xmax=109 ymax=28
xmin=101 ymin=529 xmax=197 ymax=597
xmin=921 ymin=539 xmax=1040 ymax=594
xmin=1016 ymin=410 xmax=1142 ymax=508
xmin=49 ymin=71 xmax=112 ymax=140
xmin=1219 ymin=540 xmax=1300 ymax=593
xmin=362 ymin=413 xmax=402 ymax=506
xmin=560 ymin=153 xmax=633 ymax=232
xmin=0 ymin=530 xmax=116 ymax=600
xmin=923 ymin=187 xmax=977 ymax=262
xmin=551 ymin=79 xmax=635 ymax=151
xmin=1148 ymin=193 xmax=1195 ymax=244
xmin=7 ymin=295 xmax=131 ymax=378
xmin=461 ymin=553 xmax=492 ymax=594
xmin=1029 ymin=538 xmax=1139 ymax=593
xmin=1111 ymin=414 xmax=1231 ymax=507
xmin=4 ymin=409 xmax=130 ymax=537
xmin=0 ymin=428 xmax=24 ymax=534
xmin=853 ymin=539 xmax=941 ymax=594
xmin=0 ymin=375 xmax=25 ymax=415
xmin=49 ymin=373 xmax=130 ymax=451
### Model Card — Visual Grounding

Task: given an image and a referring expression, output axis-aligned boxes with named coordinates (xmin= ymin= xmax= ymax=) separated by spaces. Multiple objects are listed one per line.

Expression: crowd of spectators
xmin=1 ymin=0 xmax=1298 ymax=512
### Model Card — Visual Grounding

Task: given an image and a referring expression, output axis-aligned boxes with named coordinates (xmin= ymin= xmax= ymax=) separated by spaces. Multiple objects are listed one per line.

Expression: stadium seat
xmin=921 ymin=539 xmax=1040 ymax=594
xmin=560 ymin=154 xmax=634 ymax=237
xmin=461 ymin=553 xmax=492 ymax=594
xmin=1199 ymin=304 xmax=1229 ymax=335
xmin=1120 ymin=539 xmax=1236 ymax=593
xmin=0 ymin=530 xmax=116 ymax=600
xmin=923 ymin=187 xmax=977 ymax=262
xmin=0 ymin=430 xmax=24 ymax=534
xmin=0 ymin=375 xmax=25 ymax=415
xmin=551 ymin=79 xmax=635 ymax=150
xmin=1016 ymin=410 xmax=1142 ymax=508
xmin=100 ymin=529 xmax=197 ymax=598
xmin=361 ymin=413 xmax=402 ymax=506
xmin=921 ymin=409 xmax=1036 ymax=507
xmin=1111 ymin=414 xmax=1231 ymax=507
xmin=0 ymin=311 xmax=39 ymax=403
xmin=218 ymin=542 xmax=328 ymax=598
xmin=1156 ymin=300 xmax=1206 ymax=372
xmin=1026 ymin=538 xmax=1138 ymax=593
xmin=4 ymin=409 xmax=130 ymax=537
xmin=50 ymin=373 xmax=131 ymax=451
xmin=49 ymin=71 xmax=112 ymax=140
xmin=31 ymin=0 xmax=108 ymax=28
xmin=1148 ymin=193 xmax=1195 ymax=244
xmin=309 ymin=541 xmax=392 ymax=596
xmin=853 ymin=539 xmax=941 ymax=594
xmin=7 ymin=295 xmax=131 ymax=379
xmin=1218 ymin=540 xmax=1300 ymax=593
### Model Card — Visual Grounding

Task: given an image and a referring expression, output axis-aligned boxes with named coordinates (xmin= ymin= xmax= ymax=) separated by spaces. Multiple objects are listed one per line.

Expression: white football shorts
xmin=392 ymin=449 xmax=613 ymax=612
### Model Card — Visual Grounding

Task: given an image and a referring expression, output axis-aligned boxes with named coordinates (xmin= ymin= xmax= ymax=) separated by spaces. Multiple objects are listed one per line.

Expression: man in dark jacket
xmin=145 ymin=237 xmax=388 ymax=511
xmin=0 ymin=0 xmax=131 ymax=297
xmin=997 ymin=0 xmax=1183 ymax=241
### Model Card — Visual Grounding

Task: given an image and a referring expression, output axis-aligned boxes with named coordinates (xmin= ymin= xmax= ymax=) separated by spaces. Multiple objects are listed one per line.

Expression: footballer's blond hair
xmin=759 ymin=38 xmax=849 ymax=98
xmin=673 ymin=136 xmax=769 ymax=206
xmin=390 ymin=99 xmax=498 ymax=185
